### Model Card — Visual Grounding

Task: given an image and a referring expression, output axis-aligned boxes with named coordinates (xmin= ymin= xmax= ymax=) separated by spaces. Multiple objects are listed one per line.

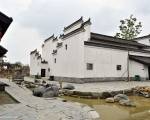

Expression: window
xmin=54 ymin=58 xmax=56 ymax=63
xmin=87 ymin=63 xmax=93 ymax=70
xmin=65 ymin=44 xmax=67 ymax=50
xmin=116 ymin=65 xmax=121 ymax=70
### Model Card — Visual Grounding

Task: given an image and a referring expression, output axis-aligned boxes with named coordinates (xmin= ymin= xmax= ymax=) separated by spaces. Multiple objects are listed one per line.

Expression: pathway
xmin=0 ymin=78 xmax=99 ymax=120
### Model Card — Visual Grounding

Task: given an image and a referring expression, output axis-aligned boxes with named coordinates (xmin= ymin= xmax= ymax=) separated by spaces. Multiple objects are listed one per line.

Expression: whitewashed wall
xmin=84 ymin=46 xmax=128 ymax=78
xmin=52 ymin=32 xmax=85 ymax=78
xmin=129 ymin=60 xmax=148 ymax=78
xmin=30 ymin=53 xmax=41 ymax=76
xmin=48 ymin=22 xmax=91 ymax=78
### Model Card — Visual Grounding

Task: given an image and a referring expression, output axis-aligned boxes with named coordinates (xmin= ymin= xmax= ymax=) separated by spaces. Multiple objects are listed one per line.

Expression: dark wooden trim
xmin=84 ymin=41 xmax=150 ymax=54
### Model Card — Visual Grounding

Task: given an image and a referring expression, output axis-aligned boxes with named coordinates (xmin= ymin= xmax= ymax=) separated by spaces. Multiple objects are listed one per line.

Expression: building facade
xmin=30 ymin=17 xmax=150 ymax=83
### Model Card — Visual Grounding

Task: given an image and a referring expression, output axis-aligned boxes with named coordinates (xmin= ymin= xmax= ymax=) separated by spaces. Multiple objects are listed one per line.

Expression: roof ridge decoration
xmin=30 ymin=49 xmax=37 ymax=54
xmin=59 ymin=34 xmax=64 ymax=39
xmin=62 ymin=25 xmax=85 ymax=39
xmin=81 ymin=18 xmax=91 ymax=27
xmin=44 ymin=34 xmax=54 ymax=43
xmin=63 ymin=16 xmax=83 ymax=31
xmin=53 ymin=36 xmax=58 ymax=42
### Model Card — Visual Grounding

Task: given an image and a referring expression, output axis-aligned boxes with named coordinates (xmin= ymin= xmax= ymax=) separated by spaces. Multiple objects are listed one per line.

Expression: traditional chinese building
xmin=30 ymin=17 xmax=150 ymax=83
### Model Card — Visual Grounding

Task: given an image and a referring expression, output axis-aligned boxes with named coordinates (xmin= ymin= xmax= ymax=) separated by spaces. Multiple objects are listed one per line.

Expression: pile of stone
xmin=33 ymin=84 xmax=59 ymax=98
xmin=63 ymin=84 xmax=75 ymax=90
xmin=133 ymin=86 xmax=150 ymax=98
xmin=105 ymin=94 xmax=136 ymax=107
xmin=63 ymin=88 xmax=133 ymax=99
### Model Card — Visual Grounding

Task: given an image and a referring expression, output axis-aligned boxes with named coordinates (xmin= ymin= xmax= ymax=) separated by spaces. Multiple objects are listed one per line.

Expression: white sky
xmin=0 ymin=0 xmax=150 ymax=64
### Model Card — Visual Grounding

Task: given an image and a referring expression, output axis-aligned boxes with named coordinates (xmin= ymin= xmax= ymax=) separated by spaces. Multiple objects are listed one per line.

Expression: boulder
xmin=63 ymin=84 xmax=75 ymax=90
xmin=43 ymin=91 xmax=55 ymax=98
xmin=44 ymin=85 xmax=59 ymax=97
xmin=119 ymin=99 xmax=136 ymax=107
xmin=114 ymin=94 xmax=129 ymax=102
xmin=33 ymin=86 xmax=46 ymax=97
xmin=33 ymin=84 xmax=59 ymax=97
xmin=105 ymin=97 xmax=115 ymax=103
xmin=140 ymin=92 xmax=150 ymax=98
xmin=99 ymin=92 xmax=112 ymax=99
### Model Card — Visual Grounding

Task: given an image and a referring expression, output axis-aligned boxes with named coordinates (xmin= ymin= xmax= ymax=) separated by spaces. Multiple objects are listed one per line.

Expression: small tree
xmin=115 ymin=15 xmax=142 ymax=40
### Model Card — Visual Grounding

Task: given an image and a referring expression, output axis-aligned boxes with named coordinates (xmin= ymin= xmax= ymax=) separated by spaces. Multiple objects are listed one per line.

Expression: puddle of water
xmin=0 ymin=91 xmax=18 ymax=105
xmin=62 ymin=96 xmax=150 ymax=120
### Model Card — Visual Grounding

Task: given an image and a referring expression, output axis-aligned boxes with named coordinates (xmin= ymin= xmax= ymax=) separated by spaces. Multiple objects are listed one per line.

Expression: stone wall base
xmin=53 ymin=76 xmax=148 ymax=83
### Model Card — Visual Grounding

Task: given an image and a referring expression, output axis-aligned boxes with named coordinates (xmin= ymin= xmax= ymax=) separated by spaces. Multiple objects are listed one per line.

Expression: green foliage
xmin=115 ymin=15 xmax=142 ymax=40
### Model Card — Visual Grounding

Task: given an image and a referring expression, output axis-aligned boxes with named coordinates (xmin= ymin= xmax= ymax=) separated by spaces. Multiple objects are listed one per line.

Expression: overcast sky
xmin=0 ymin=0 xmax=150 ymax=64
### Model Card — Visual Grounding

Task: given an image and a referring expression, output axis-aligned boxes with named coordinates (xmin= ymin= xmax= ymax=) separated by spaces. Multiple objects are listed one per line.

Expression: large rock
xmin=99 ymin=92 xmax=112 ymax=99
xmin=43 ymin=85 xmax=59 ymax=97
xmin=119 ymin=99 xmax=136 ymax=107
xmin=140 ymin=92 xmax=150 ymax=98
xmin=63 ymin=84 xmax=75 ymax=90
xmin=114 ymin=94 xmax=129 ymax=102
xmin=43 ymin=91 xmax=56 ymax=98
xmin=33 ymin=86 xmax=46 ymax=97
xmin=105 ymin=97 xmax=115 ymax=103
xmin=33 ymin=84 xmax=59 ymax=97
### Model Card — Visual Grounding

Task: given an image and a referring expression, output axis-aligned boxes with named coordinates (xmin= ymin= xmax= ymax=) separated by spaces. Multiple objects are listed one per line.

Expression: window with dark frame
xmin=87 ymin=63 xmax=93 ymax=70
xmin=54 ymin=58 xmax=56 ymax=63
xmin=116 ymin=65 xmax=121 ymax=70
xmin=65 ymin=44 xmax=67 ymax=50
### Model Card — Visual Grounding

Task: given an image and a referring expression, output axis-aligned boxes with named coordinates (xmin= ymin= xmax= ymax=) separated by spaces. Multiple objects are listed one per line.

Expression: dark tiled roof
xmin=0 ymin=12 xmax=13 ymax=39
xmin=129 ymin=55 xmax=150 ymax=65
xmin=37 ymin=55 xmax=41 ymax=59
xmin=81 ymin=18 xmax=91 ymax=27
xmin=52 ymin=37 xmax=58 ymax=42
xmin=44 ymin=34 xmax=54 ymax=43
xmin=0 ymin=45 xmax=7 ymax=57
xmin=84 ymin=41 xmax=150 ymax=54
xmin=0 ymin=12 xmax=13 ymax=23
xmin=64 ymin=17 xmax=83 ymax=31
xmin=91 ymin=32 xmax=149 ymax=48
xmin=84 ymin=32 xmax=150 ymax=53
xmin=30 ymin=49 xmax=37 ymax=55
xmin=133 ymin=34 xmax=150 ymax=40
xmin=62 ymin=26 xmax=85 ymax=39
xmin=41 ymin=60 xmax=48 ymax=64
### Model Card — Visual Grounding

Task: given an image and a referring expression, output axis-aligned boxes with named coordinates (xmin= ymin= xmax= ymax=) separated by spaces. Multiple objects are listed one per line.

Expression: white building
xmin=30 ymin=17 xmax=150 ymax=83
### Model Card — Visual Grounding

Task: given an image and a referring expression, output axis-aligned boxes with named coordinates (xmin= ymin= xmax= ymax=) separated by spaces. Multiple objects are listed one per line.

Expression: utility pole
xmin=127 ymin=50 xmax=130 ymax=82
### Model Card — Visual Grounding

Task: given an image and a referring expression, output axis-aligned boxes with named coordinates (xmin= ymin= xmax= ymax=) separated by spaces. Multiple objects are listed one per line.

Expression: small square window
xmin=54 ymin=58 xmax=56 ymax=63
xmin=87 ymin=63 xmax=93 ymax=70
xmin=65 ymin=44 xmax=67 ymax=50
xmin=116 ymin=65 xmax=121 ymax=70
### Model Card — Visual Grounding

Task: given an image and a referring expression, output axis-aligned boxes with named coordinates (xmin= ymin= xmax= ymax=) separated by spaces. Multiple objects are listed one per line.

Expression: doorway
xmin=148 ymin=66 xmax=150 ymax=80
xmin=41 ymin=69 xmax=46 ymax=77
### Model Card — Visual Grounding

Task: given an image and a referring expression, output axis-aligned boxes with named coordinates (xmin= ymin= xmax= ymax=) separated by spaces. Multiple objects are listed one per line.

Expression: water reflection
xmin=62 ymin=96 xmax=150 ymax=120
